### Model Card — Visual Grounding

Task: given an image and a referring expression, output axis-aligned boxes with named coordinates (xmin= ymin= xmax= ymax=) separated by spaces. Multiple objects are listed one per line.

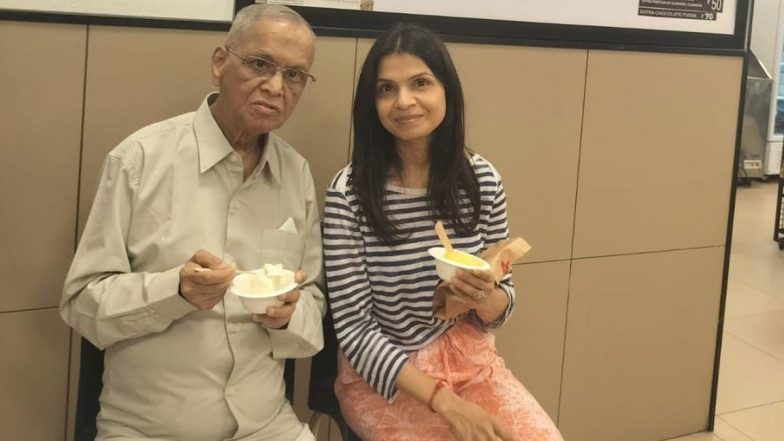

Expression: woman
xmin=323 ymin=23 xmax=563 ymax=441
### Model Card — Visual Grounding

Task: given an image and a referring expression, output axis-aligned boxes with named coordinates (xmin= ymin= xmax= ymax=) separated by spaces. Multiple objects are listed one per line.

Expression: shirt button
xmin=226 ymin=386 xmax=236 ymax=397
xmin=229 ymin=324 xmax=239 ymax=334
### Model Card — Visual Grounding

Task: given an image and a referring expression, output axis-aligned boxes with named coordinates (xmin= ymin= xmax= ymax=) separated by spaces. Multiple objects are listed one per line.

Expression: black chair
xmin=74 ymin=339 xmax=104 ymax=441
xmin=307 ymin=307 xmax=361 ymax=441
xmin=73 ymin=339 xmax=296 ymax=441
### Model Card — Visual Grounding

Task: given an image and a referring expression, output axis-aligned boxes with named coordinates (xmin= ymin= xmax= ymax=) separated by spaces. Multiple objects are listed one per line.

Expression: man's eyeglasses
xmin=225 ymin=47 xmax=316 ymax=90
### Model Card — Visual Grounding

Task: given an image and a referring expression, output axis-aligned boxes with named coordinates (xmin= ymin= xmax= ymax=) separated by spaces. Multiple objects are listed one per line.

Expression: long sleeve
xmin=60 ymin=153 xmax=194 ymax=349
xmin=269 ymin=163 xmax=326 ymax=359
xmin=473 ymin=162 xmax=516 ymax=329
xmin=323 ymin=177 xmax=409 ymax=401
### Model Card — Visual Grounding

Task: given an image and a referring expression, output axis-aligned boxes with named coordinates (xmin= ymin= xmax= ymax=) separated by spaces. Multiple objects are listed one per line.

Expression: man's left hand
xmin=251 ymin=270 xmax=306 ymax=329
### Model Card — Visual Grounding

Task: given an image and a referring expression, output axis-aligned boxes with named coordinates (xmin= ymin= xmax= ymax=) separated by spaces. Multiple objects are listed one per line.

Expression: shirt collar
xmin=257 ymin=133 xmax=282 ymax=187
xmin=194 ymin=93 xmax=234 ymax=174
xmin=193 ymin=93 xmax=281 ymax=186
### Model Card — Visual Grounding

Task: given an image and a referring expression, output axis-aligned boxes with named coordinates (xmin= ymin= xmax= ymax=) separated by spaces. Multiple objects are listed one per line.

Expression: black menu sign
xmin=639 ymin=0 xmax=724 ymax=21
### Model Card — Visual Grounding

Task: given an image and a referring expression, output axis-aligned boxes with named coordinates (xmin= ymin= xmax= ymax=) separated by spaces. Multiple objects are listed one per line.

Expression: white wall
xmin=750 ymin=0 xmax=782 ymax=75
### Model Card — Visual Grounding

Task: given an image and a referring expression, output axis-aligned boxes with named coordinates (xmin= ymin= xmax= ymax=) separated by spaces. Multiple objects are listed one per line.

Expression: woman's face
xmin=375 ymin=53 xmax=446 ymax=150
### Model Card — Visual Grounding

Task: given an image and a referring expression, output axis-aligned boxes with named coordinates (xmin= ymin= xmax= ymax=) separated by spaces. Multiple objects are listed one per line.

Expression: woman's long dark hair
xmin=351 ymin=23 xmax=480 ymax=245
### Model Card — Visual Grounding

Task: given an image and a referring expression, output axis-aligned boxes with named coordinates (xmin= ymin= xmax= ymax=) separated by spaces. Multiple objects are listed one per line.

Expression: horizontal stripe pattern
xmin=323 ymin=154 xmax=515 ymax=400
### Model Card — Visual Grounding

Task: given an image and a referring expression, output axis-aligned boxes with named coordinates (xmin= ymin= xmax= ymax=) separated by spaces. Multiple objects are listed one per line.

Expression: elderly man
xmin=61 ymin=5 xmax=323 ymax=441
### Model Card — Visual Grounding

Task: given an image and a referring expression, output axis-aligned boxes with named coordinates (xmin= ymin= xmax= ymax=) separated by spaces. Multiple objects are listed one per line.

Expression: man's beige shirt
xmin=61 ymin=94 xmax=325 ymax=440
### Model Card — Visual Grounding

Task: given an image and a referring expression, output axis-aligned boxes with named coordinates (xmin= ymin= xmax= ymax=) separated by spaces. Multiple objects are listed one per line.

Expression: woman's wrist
xmin=428 ymin=382 xmax=445 ymax=412
xmin=474 ymin=286 xmax=506 ymax=322
xmin=430 ymin=385 xmax=456 ymax=414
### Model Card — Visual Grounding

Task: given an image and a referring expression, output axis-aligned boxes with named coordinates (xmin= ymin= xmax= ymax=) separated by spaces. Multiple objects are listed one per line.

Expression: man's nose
xmin=260 ymin=70 xmax=284 ymax=95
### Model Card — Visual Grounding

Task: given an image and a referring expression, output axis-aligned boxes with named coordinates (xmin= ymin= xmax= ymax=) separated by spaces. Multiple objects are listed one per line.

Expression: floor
xmin=667 ymin=179 xmax=784 ymax=441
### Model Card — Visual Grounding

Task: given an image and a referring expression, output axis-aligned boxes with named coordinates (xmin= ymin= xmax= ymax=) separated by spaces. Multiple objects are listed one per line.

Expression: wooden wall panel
xmin=0 ymin=22 xmax=85 ymax=311
xmin=494 ymin=261 xmax=571 ymax=422
xmin=559 ymin=248 xmax=724 ymax=441
xmin=573 ymin=51 xmax=741 ymax=258
xmin=0 ymin=309 xmax=71 ymax=440
xmin=452 ymin=44 xmax=586 ymax=263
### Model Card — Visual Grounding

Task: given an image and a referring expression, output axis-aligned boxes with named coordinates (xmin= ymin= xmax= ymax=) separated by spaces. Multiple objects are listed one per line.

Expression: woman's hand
xmin=449 ymin=268 xmax=496 ymax=304
xmin=432 ymin=388 xmax=517 ymax=441
xmin=449 ymin=269 xmax=508 ymax=324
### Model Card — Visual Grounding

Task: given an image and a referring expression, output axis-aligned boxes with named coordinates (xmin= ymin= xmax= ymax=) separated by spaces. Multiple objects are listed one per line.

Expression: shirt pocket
xmin=258 ymin=228 xmax=306 ymax=271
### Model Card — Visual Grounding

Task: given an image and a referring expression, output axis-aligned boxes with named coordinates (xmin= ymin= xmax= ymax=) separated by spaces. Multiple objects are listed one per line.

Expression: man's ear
xmin=211 ymin=46 xmax=227 ymax=87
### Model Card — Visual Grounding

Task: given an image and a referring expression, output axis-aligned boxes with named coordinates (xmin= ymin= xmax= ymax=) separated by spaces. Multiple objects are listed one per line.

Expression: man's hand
xmin=178 ymin=249 xmax=235 ymax=310
xmin=251 ymin=270 xmax=306 ymax=329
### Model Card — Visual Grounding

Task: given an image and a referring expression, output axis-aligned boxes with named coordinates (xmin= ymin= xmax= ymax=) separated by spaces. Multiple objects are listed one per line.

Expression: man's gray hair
xmin=226 ymin=3 xmax=316 ymax=49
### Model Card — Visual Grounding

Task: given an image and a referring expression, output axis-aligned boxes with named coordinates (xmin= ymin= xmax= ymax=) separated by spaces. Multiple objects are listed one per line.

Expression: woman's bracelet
xmin=427 ymin=382 xmax=446 ymax=413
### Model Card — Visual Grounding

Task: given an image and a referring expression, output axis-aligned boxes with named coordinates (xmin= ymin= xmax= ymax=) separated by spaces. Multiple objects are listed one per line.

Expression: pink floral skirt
xmin=334 ymin=320 xmax=564 ymax=441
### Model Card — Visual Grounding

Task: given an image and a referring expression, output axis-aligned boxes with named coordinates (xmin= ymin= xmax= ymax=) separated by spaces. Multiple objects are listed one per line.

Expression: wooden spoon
xmin=434 ymin=221 xmax=454 ymax=254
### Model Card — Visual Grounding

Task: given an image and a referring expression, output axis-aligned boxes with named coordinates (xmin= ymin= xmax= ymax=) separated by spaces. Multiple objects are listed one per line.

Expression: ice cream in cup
xmin=230 ymin=264 xmax=297 ymax=314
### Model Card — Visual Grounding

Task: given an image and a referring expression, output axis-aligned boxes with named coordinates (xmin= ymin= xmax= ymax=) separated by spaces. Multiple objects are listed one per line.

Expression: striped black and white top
xmin=323 ymin=154 xmax=515 ymax=401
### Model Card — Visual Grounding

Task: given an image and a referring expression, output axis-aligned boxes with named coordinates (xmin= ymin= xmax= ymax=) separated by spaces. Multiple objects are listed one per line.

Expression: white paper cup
xmin=230 ymin=269 xmax=297 ymax=314
xmin=428 ymin=247 xmax=490 ymax=281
